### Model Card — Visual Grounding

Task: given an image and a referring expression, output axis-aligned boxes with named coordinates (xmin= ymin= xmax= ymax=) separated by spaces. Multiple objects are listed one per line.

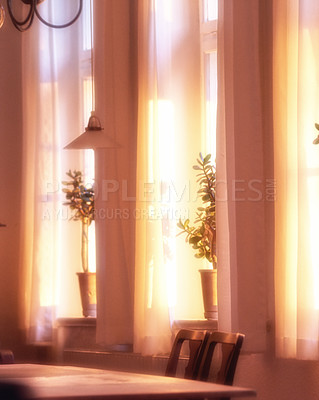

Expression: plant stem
xmin=82 ymin=218 xmax=89 ymax=273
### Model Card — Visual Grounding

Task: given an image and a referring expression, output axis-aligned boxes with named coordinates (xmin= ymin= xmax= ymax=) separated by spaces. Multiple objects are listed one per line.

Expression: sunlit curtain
xmin=216 ymin=0 xmax=271 ymax=352
xmin=19 ymin=1 xmax=89 ymax=342
xmin=273 ymin=0 xmax=319 ymax=359
xmin=134 ymin=0 xmax=203 ymax=355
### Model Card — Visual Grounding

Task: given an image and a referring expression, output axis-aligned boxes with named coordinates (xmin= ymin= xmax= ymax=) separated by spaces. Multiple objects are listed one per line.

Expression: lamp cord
xmin=90 ymin=0 xmax=95 ymax=113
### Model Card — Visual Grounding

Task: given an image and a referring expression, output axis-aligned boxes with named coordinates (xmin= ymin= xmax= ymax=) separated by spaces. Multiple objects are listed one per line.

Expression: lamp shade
xmin=64 ymin=112 xmax=119 ymax=150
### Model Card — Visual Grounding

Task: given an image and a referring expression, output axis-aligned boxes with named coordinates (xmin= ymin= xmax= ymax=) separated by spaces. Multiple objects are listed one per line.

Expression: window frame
xmin=199 ymin=0 xmax=218 ymax=159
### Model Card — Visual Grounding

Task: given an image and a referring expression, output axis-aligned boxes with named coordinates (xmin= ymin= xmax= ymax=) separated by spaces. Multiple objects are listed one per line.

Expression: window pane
xmin=204 ymin=51 xmax=217 ymax=159
xmin=203 ymin=0 xmax=218 ymax=22
xmin=82 ymin=0 xmax=93 ymax=51
xmin=82 ymin=2 xmax=96 ymax=272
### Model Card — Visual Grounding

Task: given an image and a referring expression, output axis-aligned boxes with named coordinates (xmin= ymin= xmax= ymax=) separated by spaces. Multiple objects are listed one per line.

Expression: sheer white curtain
xmin=216 ymin=0 xmax=271 ymax=352
xmin=134 ymin=0 xmax=203 ymax=355
xmin=273 ymin=0 xmax=319 ymax=359
xmin=19 ymin=1 xmax=88 ymax=342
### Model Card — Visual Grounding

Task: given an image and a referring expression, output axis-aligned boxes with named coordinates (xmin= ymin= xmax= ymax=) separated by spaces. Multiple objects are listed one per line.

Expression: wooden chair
xmin=197 ymin=331 xmax=244 ymax=385
xmin=0 ymin=349 xmax=14 ymax=364
xmin=165 ymin=329 xmax=210 ymax=379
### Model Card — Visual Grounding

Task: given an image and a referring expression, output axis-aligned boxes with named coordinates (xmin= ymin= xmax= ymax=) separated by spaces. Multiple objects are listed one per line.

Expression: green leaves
xmin=177 ymin=154 xmax=217 ymax=268
xmin=313 ymin=124 xmax=319 ymax=144
xmin=62 ymin=170 xmax=95 ymax=225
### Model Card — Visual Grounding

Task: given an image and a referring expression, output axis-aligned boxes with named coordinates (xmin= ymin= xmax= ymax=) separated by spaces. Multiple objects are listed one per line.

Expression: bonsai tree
xmin=62 ymin=170 xmax=94 ymax=273
xmin=177 ymin=153 xmax=217 ymax=268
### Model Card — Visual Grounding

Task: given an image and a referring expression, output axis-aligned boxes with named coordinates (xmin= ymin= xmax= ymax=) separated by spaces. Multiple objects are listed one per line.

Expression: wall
xmin=0 ymin=15 xmax=24 ymax=355
xmin=235 ymin=352 xmax=319 ymax=400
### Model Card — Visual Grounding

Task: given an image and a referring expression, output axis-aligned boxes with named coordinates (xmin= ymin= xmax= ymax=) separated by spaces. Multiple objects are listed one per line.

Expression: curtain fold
xmin=134 ymin=0 xmax=203 ymax=355
xmin=216 ymin=0 xmax=272 ymax=352
xmin=19 ymin=1 xmax=88 ymax=342
xmin=273 ymin=0 xmax=319 ymax=360
xmin=134 ymin=0 xmax=173 ymax=355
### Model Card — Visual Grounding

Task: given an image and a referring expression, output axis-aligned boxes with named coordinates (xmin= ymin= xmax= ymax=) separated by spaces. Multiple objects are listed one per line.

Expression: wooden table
xmin=0 ymin=364 xmax=256 ymax=399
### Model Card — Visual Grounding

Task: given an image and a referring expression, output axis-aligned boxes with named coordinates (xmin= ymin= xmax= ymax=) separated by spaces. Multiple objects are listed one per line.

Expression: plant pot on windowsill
xmin=77 ymin=216 xmax=96 ymax=317
xmin=177 ymin=154 xmax=217 ymax=320
xmin=199 ymin=268 xmax=217 ymax=320
xmin=63 ymin=170 xmax=96 ymax=318
xmin=77 ymin=271 xmax=96 ymax=318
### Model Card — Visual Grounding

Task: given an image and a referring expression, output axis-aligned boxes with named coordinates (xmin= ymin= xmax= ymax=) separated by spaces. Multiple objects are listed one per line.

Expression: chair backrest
xmin=0 ymin=349 xmax=14 ymax=364
xmin=197 ymin=331 xmax=244 ymax=385
xmin=165 ymin=329 xmax=209 ymax=379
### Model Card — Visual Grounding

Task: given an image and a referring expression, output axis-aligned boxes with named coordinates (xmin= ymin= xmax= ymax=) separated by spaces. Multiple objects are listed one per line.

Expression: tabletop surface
xmin=0 ymin=363 xmax=256 ymax=399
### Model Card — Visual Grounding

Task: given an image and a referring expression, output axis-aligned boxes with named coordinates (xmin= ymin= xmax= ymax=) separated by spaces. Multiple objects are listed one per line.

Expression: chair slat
xmin=165 ymin=329 xmax=209 ymax=379
xmin=197 ymin=331 xmax=244 ymax=386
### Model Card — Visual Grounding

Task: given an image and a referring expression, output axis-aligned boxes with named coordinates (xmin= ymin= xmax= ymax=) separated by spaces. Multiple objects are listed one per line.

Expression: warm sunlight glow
xmin=158 ymin=101 xmax=175 ymax=180
xmin=203 ymin=0 xmax=218 ymax=22
xmin=205 ymin=51 xmax=217 ymax=159
xmin=83 ymin=78 xmax=93 ymax=125
xmin=82 ymin=0 xmax=93 ymax=51
xmin=147 ymin=256 xmax=154 ymax=309
xmin=308 ymin=180 xmax=319 ymax=309
xmin=83 ymin=79 xmax=96 ymax=273
xmin=155 ymin=0 xmax=173 ymax=23
xmin=303 ymin=29 xmax=319 ymax=309
xmin=148 ymin=99 xmax=175 ymax=180
xmin=148 ymin=99 xmax=177 ymax=309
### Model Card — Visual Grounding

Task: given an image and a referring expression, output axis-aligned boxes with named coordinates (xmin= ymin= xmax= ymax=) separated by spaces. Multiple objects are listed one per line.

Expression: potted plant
xmin=313 ymin=123 xmax=319 ymax=144
xmin=177 ymin=153 xmax=217 ymax=319
xmin=62 ymin=170 xmax=96 ymax=317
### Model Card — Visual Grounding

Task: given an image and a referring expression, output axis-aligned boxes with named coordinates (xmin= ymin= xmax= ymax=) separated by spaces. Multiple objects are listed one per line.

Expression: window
xmin=19 ymin=0 xmax=98 ymax=342
xmin=158 ymin=0 xmax=219 ymax=321
xmin=80 ymin=0 xmax=96 ymax=272
xmin=134 ymin=0 xmax=219 ymax=355
xmin=173 ymin=0 xmax=218 ymax=320
xmin=156 ymin=0 xmax=219 ymax=321
xmin=172 ymin=0 xmax=218 ymax=323
xmin=200 ymin=0 xmax=218 ymax=159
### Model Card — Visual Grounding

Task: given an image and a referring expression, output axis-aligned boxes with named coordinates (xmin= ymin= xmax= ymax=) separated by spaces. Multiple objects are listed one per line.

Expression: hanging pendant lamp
xmin=64 ymin=0 xmax=119 ymax=151
xmin=64 ymin=111 xmax=118 ymax=150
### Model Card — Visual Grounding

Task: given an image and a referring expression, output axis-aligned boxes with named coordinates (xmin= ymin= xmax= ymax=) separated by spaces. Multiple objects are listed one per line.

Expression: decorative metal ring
xmin=35 ymin=0 xmax=82 ymax=29
xmin=7 ymin=0 xmax=36 ymax=31
xmin=6 ymin=0 xmax=82 ymax=31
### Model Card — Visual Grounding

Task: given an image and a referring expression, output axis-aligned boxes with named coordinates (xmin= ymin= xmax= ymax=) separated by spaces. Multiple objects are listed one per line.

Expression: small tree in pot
xmin=177 ymin=153 xmax=217 ymax=319
xmin=62 ymin=170 xmax=95 ymax=272
xmin=177 ymin=153 xmax=216 ymax=267
xmin=62 ymin=170 xmax=96 ymax=317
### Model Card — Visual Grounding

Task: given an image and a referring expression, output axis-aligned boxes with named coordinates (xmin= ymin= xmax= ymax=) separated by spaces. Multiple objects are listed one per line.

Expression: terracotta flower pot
xmin=77 ymin=272 xmax=96 ymax=317
xmin=199 ymin=269 xmax=217 ymax=320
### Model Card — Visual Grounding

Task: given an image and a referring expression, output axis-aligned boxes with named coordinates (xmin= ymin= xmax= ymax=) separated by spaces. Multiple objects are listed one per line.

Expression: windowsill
xmin=172 ymin=319 xmax=218 ymax=331
xmin=55 ymin=318 xmax=218 ymax=362
xmin=56 ymin=317 xmax=97 ymax=327
xmin=55 ymin=317 xmax=218 ymax=341
xmin=54 ymin=317 xmax=218 ymax=373
xmin=56 ymin=318 xmax=218 ymax=329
